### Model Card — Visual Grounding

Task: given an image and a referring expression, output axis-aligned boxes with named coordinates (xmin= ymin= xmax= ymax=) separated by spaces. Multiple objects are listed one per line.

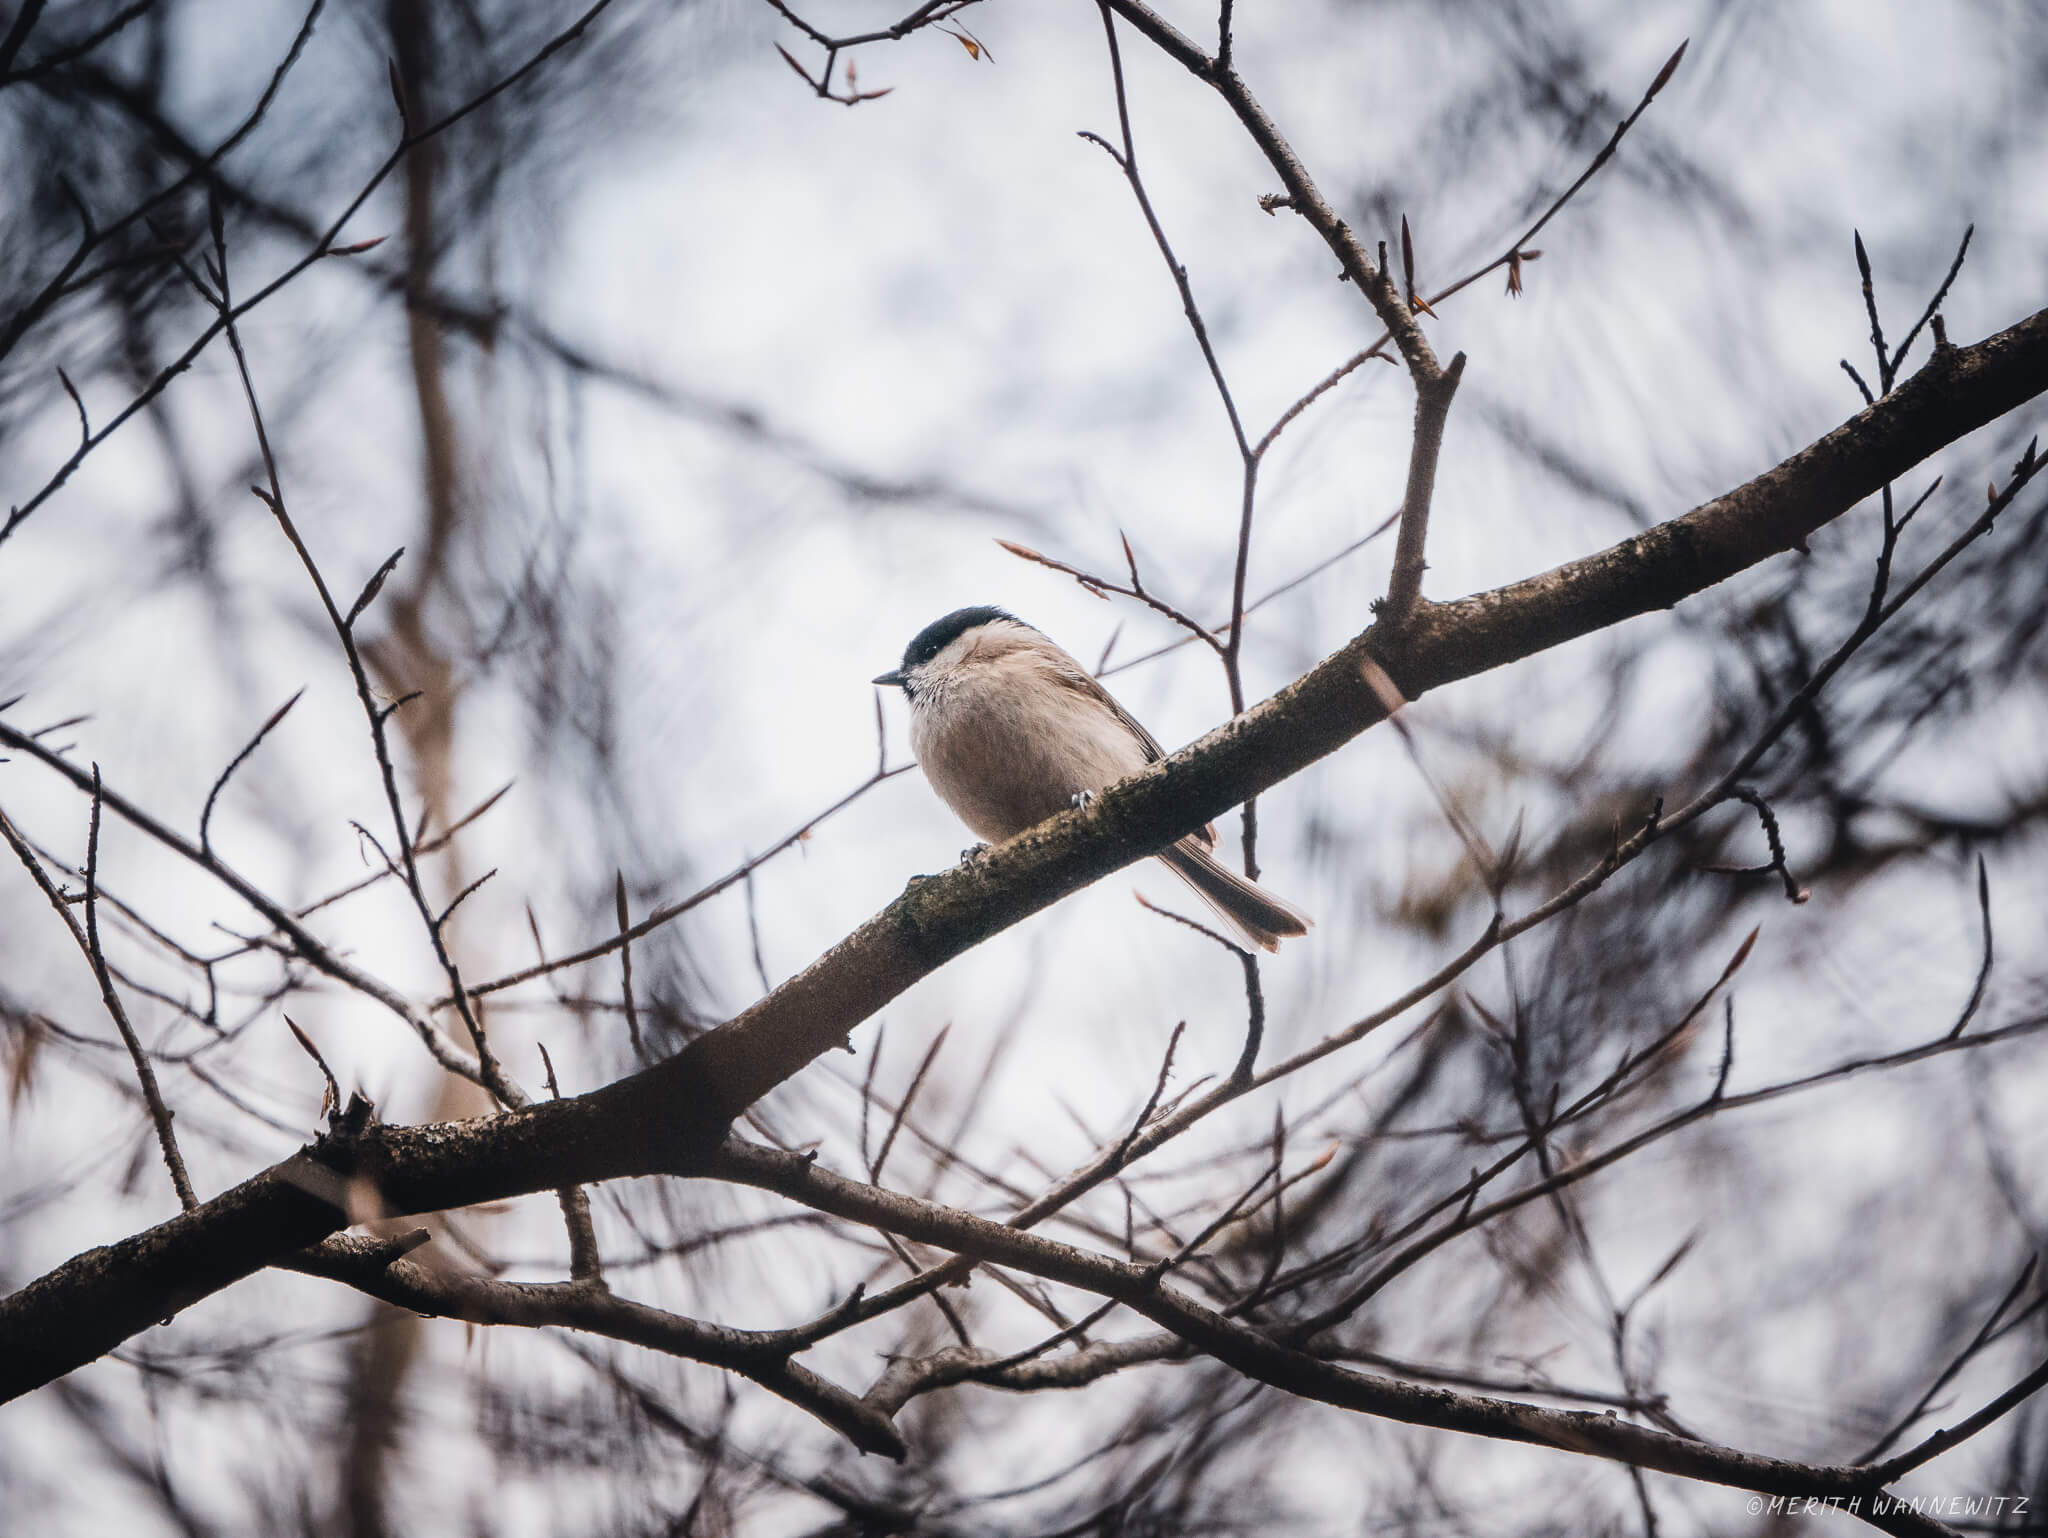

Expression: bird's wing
xmin=1046 ymin=656 xmax=1217 ymax=850
xmin=1051 ymin=664 xmax=1167 ymax=761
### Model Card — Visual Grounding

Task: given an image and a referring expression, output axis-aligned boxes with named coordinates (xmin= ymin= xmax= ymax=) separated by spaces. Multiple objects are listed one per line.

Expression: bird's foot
xmin=1069 ymin=789 xmax=1096 ymax=811
xmin=959 ymin=842 xmax=992 ymax=866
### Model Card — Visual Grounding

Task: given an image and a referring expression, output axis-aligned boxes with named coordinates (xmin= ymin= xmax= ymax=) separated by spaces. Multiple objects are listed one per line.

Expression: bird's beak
xmin=871 ymin=669 xmax=907 ymax=688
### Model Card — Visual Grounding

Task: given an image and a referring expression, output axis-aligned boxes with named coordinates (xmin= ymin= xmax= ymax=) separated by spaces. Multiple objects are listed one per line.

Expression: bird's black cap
xmin=873 ymin=606 xmax=1028 ymax=688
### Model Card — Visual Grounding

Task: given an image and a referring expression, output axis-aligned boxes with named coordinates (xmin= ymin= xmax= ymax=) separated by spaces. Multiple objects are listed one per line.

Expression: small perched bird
xmin=873 ymin=607 xmax=1311 ymax=952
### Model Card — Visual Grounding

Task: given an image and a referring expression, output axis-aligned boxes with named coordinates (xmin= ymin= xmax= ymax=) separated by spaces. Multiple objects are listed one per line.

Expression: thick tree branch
xmin=2 ymin=303 xmax=2044 ymax=1407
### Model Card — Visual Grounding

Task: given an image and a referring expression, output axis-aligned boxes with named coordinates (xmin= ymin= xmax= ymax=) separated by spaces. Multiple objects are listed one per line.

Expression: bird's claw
xmin=906 ymin=845 xmax=990 ymax=890
xmin=1069 ymin=789 xmax=1096 ymax=811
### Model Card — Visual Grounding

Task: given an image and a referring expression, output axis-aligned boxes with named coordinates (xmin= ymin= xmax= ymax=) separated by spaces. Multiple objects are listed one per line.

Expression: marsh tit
xmin=873 ymin=607 xmax=1311 ymax=952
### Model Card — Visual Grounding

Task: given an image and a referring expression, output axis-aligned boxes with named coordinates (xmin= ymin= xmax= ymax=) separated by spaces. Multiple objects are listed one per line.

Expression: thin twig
xmin=1112 ymin=1021 xmax=1186 ymax=1167
xmin=285 ymin=1015 xmax=341 ymax=1122
xmin=198 ymin=688 xmax=304 ymax=856
xmin=1888 ymin=226 xmax=1973 ymax=381
xmin=0 ymin=786 xmax=196 ymax=1209
xmin=1696 ymin=786 xmax=1809 ymax=904
xmin=1232 ymin=950 xmax=1265 ymax=1084
xmin=1086 ymin=5 xmax=1248 ymax=463
xmin=1856 ymin=1257 xmax=2039 ymax=1464
xmin=458 ymin=762 xmax=911 ymax=1003
xmin=870 ymin=1026 xmax=950 ymax=1185
xmin=615 ymin=872 xmax=645 ymax=1059
xmin=997 ymin=537 xmax=1224 ymax=655
xmin=1947 ymin=855 xmax=1993 ymax=1039
xmin=1866 ymin=1352 xmax=2048 ymax=1485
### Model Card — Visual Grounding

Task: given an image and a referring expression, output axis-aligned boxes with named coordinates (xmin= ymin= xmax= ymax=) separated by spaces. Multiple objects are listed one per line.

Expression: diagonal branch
xmin=2 ymin=301 xmax=2045 ymax=1409
xmin=284 ymin=1234 xmax=903 ymax=1457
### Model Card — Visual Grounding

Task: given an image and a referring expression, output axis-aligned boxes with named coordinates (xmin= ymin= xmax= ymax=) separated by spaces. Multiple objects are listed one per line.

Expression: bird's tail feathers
xmin=1156 ymin=842 xmax=1312 ymax=954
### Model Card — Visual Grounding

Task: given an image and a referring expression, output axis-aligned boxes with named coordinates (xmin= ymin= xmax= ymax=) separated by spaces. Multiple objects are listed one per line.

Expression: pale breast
xmin=911 ymin=655 xmax=1153 ymax=843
